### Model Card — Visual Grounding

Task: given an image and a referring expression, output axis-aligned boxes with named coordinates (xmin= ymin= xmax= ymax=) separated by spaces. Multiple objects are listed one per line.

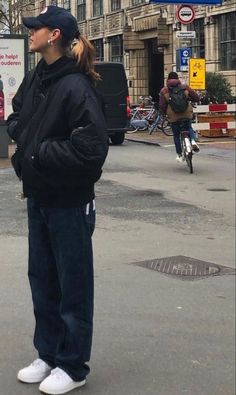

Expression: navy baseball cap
xmin=22 ymin=6 xmax=79 ymax=40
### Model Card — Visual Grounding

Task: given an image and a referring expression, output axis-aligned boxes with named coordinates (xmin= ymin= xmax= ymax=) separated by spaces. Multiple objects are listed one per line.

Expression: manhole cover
xmin=133 ymin=255 xmax=235 ymax=281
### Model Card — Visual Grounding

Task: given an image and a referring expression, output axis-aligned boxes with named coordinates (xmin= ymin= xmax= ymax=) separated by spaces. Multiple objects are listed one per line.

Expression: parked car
xmin=94 ymin=62 xmax=130 ymax=145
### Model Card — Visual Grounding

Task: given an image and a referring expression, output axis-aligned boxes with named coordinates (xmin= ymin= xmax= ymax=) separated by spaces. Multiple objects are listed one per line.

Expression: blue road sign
xmin=180 ymin=47 xmax=191 ymax=65
xmin=150 ymin=0 xmax=221 ymax=4
xmin=176 ymin=48 xmax=191 ymax=72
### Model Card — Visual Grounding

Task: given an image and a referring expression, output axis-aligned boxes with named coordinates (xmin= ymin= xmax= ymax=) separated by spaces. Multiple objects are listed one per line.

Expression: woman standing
xmin=7 ymin=5 xmax=108 ymax=395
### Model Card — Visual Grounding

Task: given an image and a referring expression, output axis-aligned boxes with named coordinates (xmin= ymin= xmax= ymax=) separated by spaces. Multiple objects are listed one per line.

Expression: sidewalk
xmin=0 ymin=144 xmax=15 ymax=169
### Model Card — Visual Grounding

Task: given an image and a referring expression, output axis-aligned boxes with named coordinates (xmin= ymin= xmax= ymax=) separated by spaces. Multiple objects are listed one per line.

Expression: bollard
xmin=0 ymin=123 xmax=10 ymax=158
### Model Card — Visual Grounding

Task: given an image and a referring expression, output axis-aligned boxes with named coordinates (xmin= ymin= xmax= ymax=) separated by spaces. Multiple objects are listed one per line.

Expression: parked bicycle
xmin=148 ymin=111 xmax=173 ymax=136
xmin=127 ymin=96 xmax=172 ymax=135
xmin=133 ymin=95 xmax=153 ymax=116
xmin=127 ymin=96 xmax=157 ymax=133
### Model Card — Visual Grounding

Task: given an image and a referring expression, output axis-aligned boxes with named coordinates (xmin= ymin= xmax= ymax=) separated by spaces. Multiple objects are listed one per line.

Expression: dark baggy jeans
xmin=27 ymin=197 xmax=95 ymax=381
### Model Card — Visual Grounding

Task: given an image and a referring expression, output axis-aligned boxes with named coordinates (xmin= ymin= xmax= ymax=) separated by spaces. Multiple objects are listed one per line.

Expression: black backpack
xmin=168 ymin=85 xmax=188 ymax=113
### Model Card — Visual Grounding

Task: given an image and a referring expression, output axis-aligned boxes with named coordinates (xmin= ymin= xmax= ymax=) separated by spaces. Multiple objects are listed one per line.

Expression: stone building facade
xmin=17 ymin=0 xmax=236 ymax=102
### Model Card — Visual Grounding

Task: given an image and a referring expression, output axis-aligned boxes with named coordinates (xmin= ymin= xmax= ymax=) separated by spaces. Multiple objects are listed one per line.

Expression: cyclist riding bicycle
xmin=159 ymin=72 xmax=200 ymax=163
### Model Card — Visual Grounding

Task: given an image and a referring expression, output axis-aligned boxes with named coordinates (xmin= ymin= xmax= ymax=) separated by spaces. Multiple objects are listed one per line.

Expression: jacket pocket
xmin=21 ymin=153 xmax=47 ymax=191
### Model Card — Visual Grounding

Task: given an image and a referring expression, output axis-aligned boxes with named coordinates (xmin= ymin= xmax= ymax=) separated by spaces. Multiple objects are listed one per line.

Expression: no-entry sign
xmin=176 ymin=5 xmax=195 ymax=24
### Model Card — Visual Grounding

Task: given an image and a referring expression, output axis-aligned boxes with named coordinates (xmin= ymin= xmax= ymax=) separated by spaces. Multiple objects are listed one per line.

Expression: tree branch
xmin=0 ymin=9 xmax=10 ymax=26
xmin=0 ymin=0 xmax=37 ymax=33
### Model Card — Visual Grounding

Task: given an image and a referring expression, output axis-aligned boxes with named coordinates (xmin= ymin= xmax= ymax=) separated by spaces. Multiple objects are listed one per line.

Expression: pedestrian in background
xmin=7 ymin=5 xmax=108 ymax=395
xmin=159 ymin=71 xmax=200 ymax=163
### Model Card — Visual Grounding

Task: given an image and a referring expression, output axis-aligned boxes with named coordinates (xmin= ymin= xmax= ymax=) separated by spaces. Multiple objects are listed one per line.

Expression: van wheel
xmin=110 ymin=133 xmax=125 ymax=145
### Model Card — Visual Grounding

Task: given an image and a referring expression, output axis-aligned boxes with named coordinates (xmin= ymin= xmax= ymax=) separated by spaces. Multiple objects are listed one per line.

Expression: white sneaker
xmin=39 ymin=367 xmax=86 ymax=394
xmin=17 ymin=358 xmax=52 ymax=383
xmin=176 ymin=155 xmax=184 ymax=163
xmin=191 ymin=139 xmax=200 ymax=152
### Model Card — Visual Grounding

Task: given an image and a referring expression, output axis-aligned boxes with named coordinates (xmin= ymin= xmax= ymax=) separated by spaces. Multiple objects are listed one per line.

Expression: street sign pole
xmin=181 ymin=22 xmax=188 ymax=41
xmin=175 ymin=5 xmax=196 ymax=75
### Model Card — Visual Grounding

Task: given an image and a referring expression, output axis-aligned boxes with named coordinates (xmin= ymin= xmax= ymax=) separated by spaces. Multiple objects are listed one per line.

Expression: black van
xmin=94 ymin=62 xmax=130 ymax=145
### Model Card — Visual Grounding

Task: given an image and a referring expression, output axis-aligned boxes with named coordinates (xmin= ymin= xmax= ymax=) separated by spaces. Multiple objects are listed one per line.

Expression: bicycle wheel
xmin=182 ymin=136 xmax=193 ymax=173
xmin=148 ymin=125 xmax=154 ymax=135
xmin=186 ymin=152 xmax=193 ymax=173
xmin=148 ymin=113 xmax=159 ymax=135
xmin=126 ymin=126 xmax=139 ymax=134
xmin=160 ymin=117 xmax=173 ymax=136
xmin=127 ymin=124 xmax=148 ymax=133
xmin=127 ymin=119 xmax=149 ymax=134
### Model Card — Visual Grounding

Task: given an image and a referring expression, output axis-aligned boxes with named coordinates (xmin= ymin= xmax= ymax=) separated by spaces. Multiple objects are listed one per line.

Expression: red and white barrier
xmin=193 ymin=104 xmax=236 ymax=113
xmin=193 ymin=103 xmax=236 ymax=131
xmin=193 ymin=121 xmax=235 ymax=131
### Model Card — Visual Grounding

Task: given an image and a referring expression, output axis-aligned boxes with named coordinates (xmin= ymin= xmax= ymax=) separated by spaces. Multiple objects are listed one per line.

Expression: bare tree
xmin=0 ymin=0 xmax=37 ymax=33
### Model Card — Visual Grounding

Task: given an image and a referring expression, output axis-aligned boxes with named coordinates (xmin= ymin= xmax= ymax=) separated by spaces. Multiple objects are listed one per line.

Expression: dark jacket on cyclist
xmin=159 ymin=75 xmax=199 ymax=123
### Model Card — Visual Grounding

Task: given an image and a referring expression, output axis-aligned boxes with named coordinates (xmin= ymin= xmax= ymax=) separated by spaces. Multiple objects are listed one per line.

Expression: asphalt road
xmin=0 ymin=140 xmax=235 ymax=395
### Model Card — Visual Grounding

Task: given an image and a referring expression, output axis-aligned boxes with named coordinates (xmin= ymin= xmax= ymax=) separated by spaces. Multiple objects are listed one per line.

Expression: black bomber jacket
xmin=7 ymin=56 xmax=109 ymax=206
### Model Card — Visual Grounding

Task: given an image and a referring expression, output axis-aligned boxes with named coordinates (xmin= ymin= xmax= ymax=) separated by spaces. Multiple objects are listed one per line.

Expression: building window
xmin=62 ymin=0 xmax=71 ymax=11
xmin=92 ymin=39 xmax=104 ymax=61
xmin=219 ymin=12 xmax=236 ymax=71
xmin=28 ymin=53 xmax=35 ymax=71
xmin=132 ymin=0 xmax=145 ymax=5
xmin=109 ymin=35 xmax=123 ymax=62
xmin=188 ymin=19 xmax=205 ymax=58
xmin=111 ymin=0 xmax=121 ymax=11
xmin=93 ymin=0 xmax=103 ymax=16
xmin=77 ymin=0 xmax=86 ymax=21
xmin=50 ymin=0 xmax=58 ymax=5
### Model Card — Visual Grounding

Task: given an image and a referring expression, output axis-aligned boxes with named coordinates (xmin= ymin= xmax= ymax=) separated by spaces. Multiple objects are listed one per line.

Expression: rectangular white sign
xmin=0 ymin=36 xmax=26 ymax=121
xmin=176 ymin=31 xmax=196 ymax=39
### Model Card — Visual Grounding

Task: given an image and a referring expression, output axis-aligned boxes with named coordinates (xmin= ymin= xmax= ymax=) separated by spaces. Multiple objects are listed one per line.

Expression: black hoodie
xmin=7 ymin=56 xmax=108 ymax=207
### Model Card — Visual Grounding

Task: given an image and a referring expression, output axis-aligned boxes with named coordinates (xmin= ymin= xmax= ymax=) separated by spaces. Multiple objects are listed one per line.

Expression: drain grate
xmin=133 ymin=255 xmax=235 ymax=281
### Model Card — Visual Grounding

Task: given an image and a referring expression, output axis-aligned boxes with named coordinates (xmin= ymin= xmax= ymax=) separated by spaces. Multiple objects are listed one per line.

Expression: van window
xmin=94 ymin=63 xmax=127 ymax=95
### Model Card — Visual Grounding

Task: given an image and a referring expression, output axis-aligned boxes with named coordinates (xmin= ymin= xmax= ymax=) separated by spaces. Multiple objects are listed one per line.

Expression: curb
xmin=125 ymin=137 xmax=161 ymax=146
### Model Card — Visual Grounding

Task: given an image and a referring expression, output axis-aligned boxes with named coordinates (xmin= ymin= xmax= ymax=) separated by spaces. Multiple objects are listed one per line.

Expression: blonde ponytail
xmin=71 ymin=36 xmax=101 ymax=83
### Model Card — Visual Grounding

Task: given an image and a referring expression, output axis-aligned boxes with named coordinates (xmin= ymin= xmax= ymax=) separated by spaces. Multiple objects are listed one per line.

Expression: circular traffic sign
xmin=176 ymin=5 xmax=195 ymax=25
